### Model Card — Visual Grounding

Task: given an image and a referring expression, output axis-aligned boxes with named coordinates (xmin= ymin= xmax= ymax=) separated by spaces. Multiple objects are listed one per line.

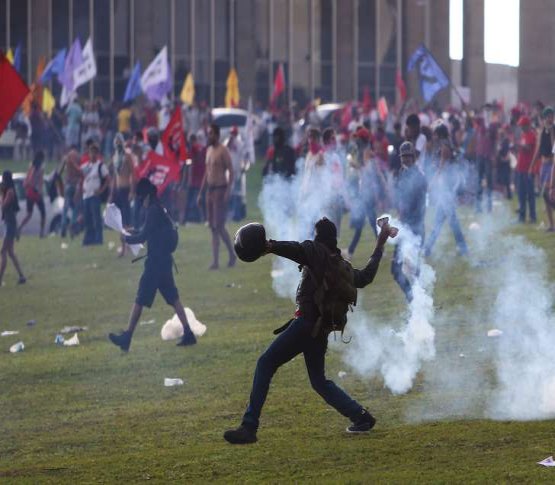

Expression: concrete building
xmin=0 ymin=0 xmax=550 ymax=108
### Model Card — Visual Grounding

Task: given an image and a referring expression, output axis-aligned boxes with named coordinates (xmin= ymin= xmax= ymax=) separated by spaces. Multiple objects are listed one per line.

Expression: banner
xmin=40 ymin=48 xmax=67 ymax=84
xmin=141 ymin=46 xmax=170 ymax=93
xmin=73 ymin=38 xmax=97 ymax=89
xmin=161 ymin=107 xmax=187 ymax=164
xmin=180 ymin=73 xmax=195 ymax=105
xmin=225 ymin=68 xmax=240 ymax=107
xmin=137 ymin=150 xmax=181 ymax=196
xmin=0 ymin=53 xmax=30 ymax=135
xmin=407 ymin=44 xmax=449 ymax=103
xmin=123 ymin=61 xmax=142 ymax=102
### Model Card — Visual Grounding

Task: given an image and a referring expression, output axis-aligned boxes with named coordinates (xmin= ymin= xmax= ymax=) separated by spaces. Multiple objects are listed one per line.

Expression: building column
xmin=518 ymin=0 xmax=555 ymax=103
xmin=462 ymin=0 xmax=485 ymax=107
xmin=336 ymin=0 xmax=355 ymax=101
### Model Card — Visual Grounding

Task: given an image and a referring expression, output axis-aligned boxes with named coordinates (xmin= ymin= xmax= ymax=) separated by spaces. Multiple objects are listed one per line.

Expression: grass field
xmin=1 ymin=159 xmax=555 ymax=483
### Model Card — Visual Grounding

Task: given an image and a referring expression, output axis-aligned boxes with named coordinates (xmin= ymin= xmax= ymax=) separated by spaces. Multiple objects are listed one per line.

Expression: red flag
xmin=377 ymin=97 xmax=389 ymax=122
xmin=362 ymin=86 xmax=372 ymax=115
xmin=340 ymin=102 xmax=352 ymax=130
xmin=396 ymin=70 xmax=407 ymax=103
xmin=270 ymin=64 xmax=286 ymax=108
xmin=161 ymin=107 xmax=187 ymax=164
xmin=138 ymin=150 xmax=181 ymax=196
xmin=0 ymin=53 xmax=30 ymax=135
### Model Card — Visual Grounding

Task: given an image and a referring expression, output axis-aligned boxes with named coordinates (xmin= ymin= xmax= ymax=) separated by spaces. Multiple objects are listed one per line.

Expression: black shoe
xmin=224 ymin=425 xmax=257 ymax=444
xmin=176 ymin=331 xmax=197 ymax=346
xmin=109 ymin=330 xmax=132 ymax=352
xmin=346 ymin=409 xmax=376 ymax=434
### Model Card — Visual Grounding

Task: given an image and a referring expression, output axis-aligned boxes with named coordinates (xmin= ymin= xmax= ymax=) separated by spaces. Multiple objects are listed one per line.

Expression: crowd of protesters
xmin=3 ymin=92 xmax=555 ymax=285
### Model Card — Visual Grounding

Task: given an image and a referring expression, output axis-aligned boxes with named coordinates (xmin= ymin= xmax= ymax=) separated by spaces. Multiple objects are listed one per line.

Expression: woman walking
xmin=0 ymin=171 xmax=26 ymax=286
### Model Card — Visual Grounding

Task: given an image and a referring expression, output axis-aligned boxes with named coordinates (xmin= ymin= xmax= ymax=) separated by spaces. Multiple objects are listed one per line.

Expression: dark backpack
xmin=97 ymin=162 xmax=110 ymax=204
xmin=309 ymin=249 xmax=358 ymax=338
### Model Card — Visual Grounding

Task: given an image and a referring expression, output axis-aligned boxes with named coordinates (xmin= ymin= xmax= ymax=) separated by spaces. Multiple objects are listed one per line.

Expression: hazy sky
xmin=450 ymin=0 xmax=520 ymax=67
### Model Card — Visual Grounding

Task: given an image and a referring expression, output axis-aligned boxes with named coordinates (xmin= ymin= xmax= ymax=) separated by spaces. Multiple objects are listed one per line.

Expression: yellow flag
xmin=6 ymin=48 xmax=14 ymax=64
xmin=225 ymin=68 xmax=240 ymax=107
xmin=180 ymin=73 xmax=195 ymax=105
xmin=42 ymin=87 xmax=56 ymax=117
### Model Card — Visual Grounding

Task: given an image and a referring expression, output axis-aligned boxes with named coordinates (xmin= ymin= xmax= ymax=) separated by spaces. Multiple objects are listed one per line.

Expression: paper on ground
xmin=161 ymin=307 xmax=206 ymax=340
xmin=1 ymin=331 xmax=19 ymax=337
xmin=487 ymin=329 xmax=503 ymax=337
xmin=63 ymin=333 xmax=80 ymax=346
xmin=103 ymin=203 xmax=142 ymax=256
xmin=538 ymin=456 xmax=555 ymax=467
xmin=60 ymin=326 xmax=88 ymax=334
xmin=164 ymin=378 xmax=184 ymax=387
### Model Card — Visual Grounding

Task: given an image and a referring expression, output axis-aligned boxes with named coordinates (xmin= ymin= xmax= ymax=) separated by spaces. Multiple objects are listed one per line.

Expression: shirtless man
xmin=197 ymin=124 xmax=236 ymax=269
xmin=110 ymin=133 xmax=135 ymax=256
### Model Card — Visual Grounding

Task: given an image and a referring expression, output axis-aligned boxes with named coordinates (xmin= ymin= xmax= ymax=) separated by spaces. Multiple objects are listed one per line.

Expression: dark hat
xmin=234 ymin=223 xmax=267 ymax=262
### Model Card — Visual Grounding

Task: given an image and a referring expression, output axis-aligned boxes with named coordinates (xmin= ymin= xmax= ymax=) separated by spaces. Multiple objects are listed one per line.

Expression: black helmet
xmin=234 ymin=223 xmax=267 ymax=262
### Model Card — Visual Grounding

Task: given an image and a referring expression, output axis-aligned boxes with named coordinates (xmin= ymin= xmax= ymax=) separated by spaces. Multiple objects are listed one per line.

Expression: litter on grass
xmin=140 ymin=319 xmax=156 ymax=326
xmin=338 ymin=371 xmax=348 ymax=379
xmin=61 ymin=242 xmax=69 ymax=250
xmin=27 ymin=320 xmax=36 ymax=327
xmin=1 ymin=331 xmax=19 ymax=337
xmin=63 ymin=333 xmax=80 ymax=346
xmin=9 ymin=341 xmax=24 ymax=353
xmin=161 ymin=308 xmax=206 ymax=341
xmin=164 ymin=378 xmax=184 ymax=387
xmin=538 ymin=456 xmax=555 ymax=467
xmin=487 ymin=329 xmax=503 ymax=337
xmin=60 ymin=326 xmax=88 ymax=334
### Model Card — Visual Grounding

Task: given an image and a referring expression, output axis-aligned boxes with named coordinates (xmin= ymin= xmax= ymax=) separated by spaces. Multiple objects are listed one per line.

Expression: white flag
xmin=73 ymin=38 xmax=97 ymax=89
xmin=140 ymin=46 xmax=169 ymax=92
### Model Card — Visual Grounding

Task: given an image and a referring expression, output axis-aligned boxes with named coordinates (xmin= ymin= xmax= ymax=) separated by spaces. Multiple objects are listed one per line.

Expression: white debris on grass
xmin=161 ymin=307 xmax=206 ymax=341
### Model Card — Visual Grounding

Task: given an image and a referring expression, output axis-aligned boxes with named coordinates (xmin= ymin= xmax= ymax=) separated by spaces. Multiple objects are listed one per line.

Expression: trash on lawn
xmin=63 ymin=333 xmax=80 ymax=346
xmin=1 ymin=331 xmax=19 ymax=337
xmin=54 ymin=334 xmax=64 ymax=345
xmin=61 ymin=242 xmax=69 ymax=250
xmin=26 ymin=319 xmax=36 ymax=327
xmin=538 ymin=456 xmax=555 ymax=467
xmin=60 ymin=326 xmax=88 ymax=334
xmin=140 ymin=319 xmax=156 ymax=326
xmin=161 ymin=307 xmax=206 ymax=341
xmin=468 ymin=222 xmax=481 ymax=231
xmin=164 ymin=378 xmax=184 ymax=387
xmin=338 ymin=371 xmax=348 ymax=379
xmin=459 ymin=353 xmax=465 ymax=358
xmin=9 ymin=341 xmax=24 ymax=353
xmin=487 ymin=329 xmax=503 ymax=337
xmin=107 ymin=241 xmax=115 ymax=250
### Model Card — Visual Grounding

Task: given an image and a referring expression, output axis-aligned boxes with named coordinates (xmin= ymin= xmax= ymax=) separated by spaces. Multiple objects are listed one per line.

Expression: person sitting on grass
xmin=108 ymin=178 xmax=197 ymax=352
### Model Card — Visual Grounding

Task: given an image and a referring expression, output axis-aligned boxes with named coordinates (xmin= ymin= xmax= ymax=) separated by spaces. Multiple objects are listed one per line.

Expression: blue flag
xmin=40 ymin=48 xmax=67 ymax=84
xmin=407 ymin=44 xmax=449 ymax=103
xmin=13 ymin=44 xmax=22 ymax=72
xmin=124 ymin=61 xmax=142 ymax=102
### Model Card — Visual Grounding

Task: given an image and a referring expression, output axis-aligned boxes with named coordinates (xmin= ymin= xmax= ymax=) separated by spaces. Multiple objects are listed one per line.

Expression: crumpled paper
xmin=104 ymin=203 xmax=142 ymax=256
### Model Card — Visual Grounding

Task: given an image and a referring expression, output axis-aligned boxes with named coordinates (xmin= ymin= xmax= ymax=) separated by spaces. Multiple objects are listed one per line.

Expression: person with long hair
xmin=0 ymin=171 xmax=26 ymax=286
xmin=18 ymin=150 xmax=46 ymax=237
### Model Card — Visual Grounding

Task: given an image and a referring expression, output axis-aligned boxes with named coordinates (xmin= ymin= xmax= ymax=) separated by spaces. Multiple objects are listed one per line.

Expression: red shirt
xmin=80 ymin=153 xmax=103 ymax=166
xmin=189 ymin=144 xmax=206 ymax=188
xmin=516 ymin=130 xmax=537 ymax=173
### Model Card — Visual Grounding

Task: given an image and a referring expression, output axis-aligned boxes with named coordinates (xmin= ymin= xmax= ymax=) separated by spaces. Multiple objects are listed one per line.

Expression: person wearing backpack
xmin=81 ymin=143 xmax=111 ymax=245
xmin=223 ymin=217 xmax=395 ymax=444
xmin=108 ymin=178 xmax=197 ymax=352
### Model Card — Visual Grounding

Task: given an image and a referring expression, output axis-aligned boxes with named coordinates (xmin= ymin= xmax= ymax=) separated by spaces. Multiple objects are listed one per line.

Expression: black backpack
xmin=97 ymin=162 xmax=110 ymax=204
xmin=309 ymin=248 xmax=358 ymax=338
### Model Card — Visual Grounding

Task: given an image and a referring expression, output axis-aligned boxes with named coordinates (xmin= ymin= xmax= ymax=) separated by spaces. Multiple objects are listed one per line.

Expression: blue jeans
xmin=348 ymin=201 xmax=377 ymax=255
xmin=424 ymin=204 xmax=468 ymax=256
xmin=82 ymin=196 xmax=103 ymax=245
xmin=61 ymin=185 xmax=79 ymax=236
xmin=516 ymin=172 xmax=536 ymax=222
xmin=242 ymin=317 xmax=362 ymax=430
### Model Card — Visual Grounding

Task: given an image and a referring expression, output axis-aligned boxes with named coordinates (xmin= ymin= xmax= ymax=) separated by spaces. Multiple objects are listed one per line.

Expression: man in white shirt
xmin=81 ymin=143 xmax=111 ymax=245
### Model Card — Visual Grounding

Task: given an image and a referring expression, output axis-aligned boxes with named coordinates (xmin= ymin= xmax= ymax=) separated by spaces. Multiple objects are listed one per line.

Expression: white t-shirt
xmin=82 ymin=160 xmax=109 ymax=199
xmin=415 ymin=133 xmax=427 ymax=154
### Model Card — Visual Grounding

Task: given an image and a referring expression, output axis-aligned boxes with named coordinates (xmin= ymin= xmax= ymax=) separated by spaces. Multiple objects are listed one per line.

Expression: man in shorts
xmin=108 ymin=178 xmax=197 ymax=352
xmin=197 ymin=124 xmax=236 ymax=269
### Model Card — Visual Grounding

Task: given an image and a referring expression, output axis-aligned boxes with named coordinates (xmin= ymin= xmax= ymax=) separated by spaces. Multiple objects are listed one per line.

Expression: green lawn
xmin=1 ymin=160 xmax=555 ymax=483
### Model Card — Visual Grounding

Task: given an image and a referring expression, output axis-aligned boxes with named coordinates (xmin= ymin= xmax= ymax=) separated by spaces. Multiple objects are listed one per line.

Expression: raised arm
xmin=266 ymin=240 xmax=310 ymax=267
